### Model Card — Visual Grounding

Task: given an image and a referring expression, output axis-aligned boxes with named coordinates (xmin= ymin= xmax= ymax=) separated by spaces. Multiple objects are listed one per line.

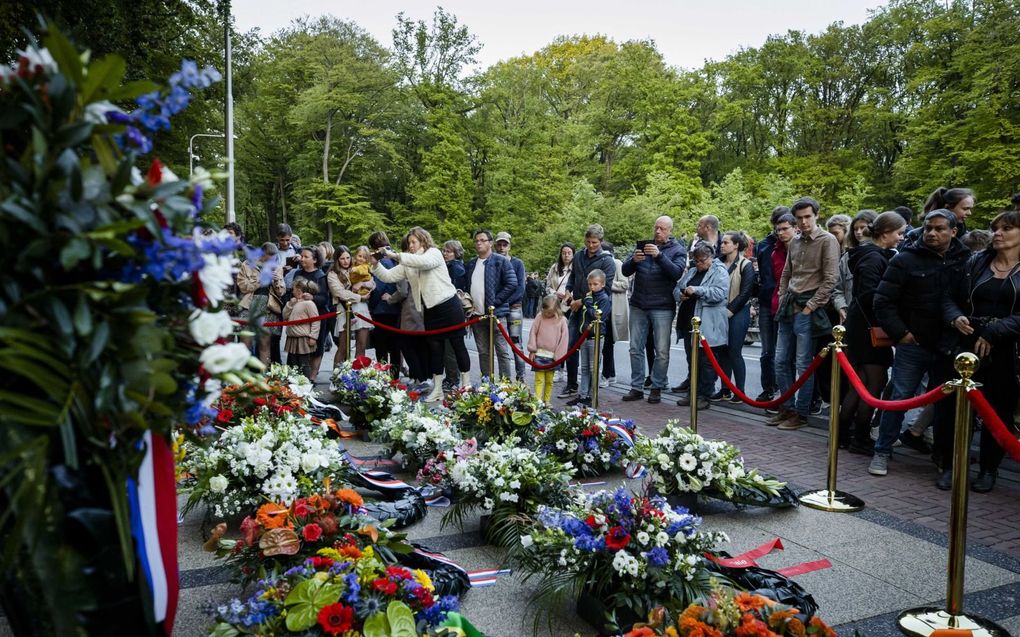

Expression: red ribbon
xmin=966 ymin=389 xmax=1020 ymax=463
xmin=836 ymin=351 xmax=950 ymax=411
xmin=705 ymin=538 xmax=784 ymax=568
xmin=353 ymin=312 xmax=482 ymax=336
xmin=495 ymin=320 xmax=591 ymax=370
xmin=700 ymin=338 xmax=827 ymax=409
xmin=775 ymin=559 xmax=833 ymax=577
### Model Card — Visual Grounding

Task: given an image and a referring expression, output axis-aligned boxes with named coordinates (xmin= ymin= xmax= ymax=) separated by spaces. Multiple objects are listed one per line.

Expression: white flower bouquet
xmin=627 ymin=420 xmax=790 ymax=506
xmin=516 ymin=486 xmax=726 ymax=630
xmin=441 ymin=439 xmax=575 ymax=546
xmin=537 ymin=409 xmax=637 ymax=476
xmin=181 ymin=410 xmax=350 ymax=519
xmin=330 ymin=356 xmax=406 ymax=427
xmin=373 ymin=401 xmax=464 ymax=471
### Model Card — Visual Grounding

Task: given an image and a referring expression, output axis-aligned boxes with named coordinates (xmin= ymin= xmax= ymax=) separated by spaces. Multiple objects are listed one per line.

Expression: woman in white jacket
xmin=371 ymin=227 xmax=472 ymax=401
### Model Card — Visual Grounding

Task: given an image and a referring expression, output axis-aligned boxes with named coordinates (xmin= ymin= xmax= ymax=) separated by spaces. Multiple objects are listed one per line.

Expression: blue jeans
xmin=723 ymin=305 xmax=752 ymax=392
xmin=775 ymin=312 xmax=816 ymax=416
xmin=628 ymin=306 xmax=675 ymax=391
xmin=758 ymin=305 xmax=779 ymax=393
xmin=578 ymin=338 xmax=600 ymax=399
xmin=874 ymin=343 xmax=935 ymax=455
xmin=681 ymin=331 xmax=722 ymax=398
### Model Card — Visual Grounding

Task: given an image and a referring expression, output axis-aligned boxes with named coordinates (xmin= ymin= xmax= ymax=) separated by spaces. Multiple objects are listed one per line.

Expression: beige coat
xmin=370 ymin=247 xmax=456 ymax=312
xmin=237 ymin=259 xmax=285 ymax=311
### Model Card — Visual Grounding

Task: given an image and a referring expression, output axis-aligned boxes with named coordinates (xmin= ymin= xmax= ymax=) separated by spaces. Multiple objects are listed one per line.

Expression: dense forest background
xmin=3 ymin=0 xmax=1019 ymax=269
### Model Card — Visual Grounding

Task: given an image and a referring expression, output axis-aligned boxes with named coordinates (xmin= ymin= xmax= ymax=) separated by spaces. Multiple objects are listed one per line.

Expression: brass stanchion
xmin=487 ymin=305 xmax=496 ymax=380
xmin=799 ymin=325 xmax=864 ymax=512
xmin=344 ymin=300 xmax=353 ymax=363
xmin=689 ymin=316 xmax=701 ymax=433
xmin=898 ymin=353 xmax=1007 ymax=637
xmin=591 ymin=307 xmax=602 ymax=410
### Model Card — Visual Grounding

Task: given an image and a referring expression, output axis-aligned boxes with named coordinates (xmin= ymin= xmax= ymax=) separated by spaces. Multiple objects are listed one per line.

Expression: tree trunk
xmin=323 ymin=110 xmax=334 ymax=243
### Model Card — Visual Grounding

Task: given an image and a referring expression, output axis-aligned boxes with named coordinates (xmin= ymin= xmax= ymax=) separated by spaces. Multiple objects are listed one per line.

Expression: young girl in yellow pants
xmin=527 ymin=295 xmax=569 ymax=402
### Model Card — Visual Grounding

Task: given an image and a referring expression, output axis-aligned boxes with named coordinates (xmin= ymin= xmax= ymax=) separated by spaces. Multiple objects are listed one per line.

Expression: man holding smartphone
xmin=621 ymin=216 xmax=687 ymax=404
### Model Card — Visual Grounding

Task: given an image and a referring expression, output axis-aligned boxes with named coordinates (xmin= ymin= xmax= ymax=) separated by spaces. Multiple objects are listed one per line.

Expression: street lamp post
xmin=188 ymin=132 xmax=225 ymax=177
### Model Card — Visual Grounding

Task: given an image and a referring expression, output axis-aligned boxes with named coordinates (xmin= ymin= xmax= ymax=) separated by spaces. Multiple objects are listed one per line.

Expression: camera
xmin=372 ymin=249 xmax=389 ymax=261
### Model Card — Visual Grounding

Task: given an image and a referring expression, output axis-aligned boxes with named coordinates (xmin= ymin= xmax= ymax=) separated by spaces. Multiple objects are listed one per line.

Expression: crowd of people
xmin=229 ymin=185 xmax=1019 ymax=493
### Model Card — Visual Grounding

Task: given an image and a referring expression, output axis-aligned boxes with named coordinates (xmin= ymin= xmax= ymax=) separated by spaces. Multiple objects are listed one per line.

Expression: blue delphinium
xmin=342 ymin=572 xmax=361 ymax=603
xmin=646 ymin=546 xmax=669 ymax=568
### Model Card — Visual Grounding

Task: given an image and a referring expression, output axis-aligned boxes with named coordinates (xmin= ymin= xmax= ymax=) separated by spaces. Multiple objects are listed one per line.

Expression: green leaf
xmin=47 ymin=297 xmax=74 ymax=336
xmin=84 ymin=321 xmax=109 ymax=365
xmin=82 ymin=54 xmax=127 ymax=103
xmin=511 ymin=411 xmax=533 ymax=426
xmin=386 ymin=601 xmax=417 ymax=637
xmin=54 ymin=122 xmax=94 ymax=150
xmin=92 ymin=135 xmax=118 ymax=175
xmin=363 ymin=612 xmax=390 ymax=637
xmin=106 ymin=79 xmax=159 ymax=102
xmin=284 ymin=580 xmax=343 ymax=632
xmin=43 ymin=23 xmax=84 ymax=85
xmin=72 ymin=296 xmax=92 ymax=336
xmin=208 ymin=624 xmax=241 ymax=637
xmin=61 ymin=238 xmax=91 ymax=270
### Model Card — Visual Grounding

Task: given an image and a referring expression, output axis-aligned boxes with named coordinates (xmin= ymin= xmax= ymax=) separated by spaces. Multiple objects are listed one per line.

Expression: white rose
xmin=197 ymin=253 xmax=236 ymax=306
xmin=189 ymin=309 xmax=235 ymax=346
xmin=300 ymin=453 xmax=322 ymax=473
xmin=200 ymin=342 xmax=252 ymax=373
xmin=209 ymin=475 xmax=229 ymax=493
xmin=637 ymin=531 xmax=650 ymax=546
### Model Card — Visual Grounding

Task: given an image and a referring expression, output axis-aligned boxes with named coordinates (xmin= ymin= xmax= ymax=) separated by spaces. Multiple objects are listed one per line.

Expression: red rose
xmin=302 ymin=523 xmax=323 ymax=543
xmin=215 ymin=408 xmax=234 ymax=423
xmin=371 ymin=578 xmax=397 ymax=595
xmin=412 ymin=586 xmax=434 ymax=607
xmin=605 ymin=526 xmax=631 ymax=551
xmin=309 ymin=556 xmax=335 ymax=570
xmin=293 ymin=499 xmax=312 ymax=517
xmin=239 ymin=516 xmax=259 ymax=547
xmin=351 ymin=356 xmax=372 ymax=370
xmin=408 ymin=390 xmax=420 ymax=401
xmin=386 ymin=565 xmax=413 ymax=580
xmin=317 ymin=603 xmax=354 ymax=635
xmin=253 ymin=397 xmax=267 ymax=406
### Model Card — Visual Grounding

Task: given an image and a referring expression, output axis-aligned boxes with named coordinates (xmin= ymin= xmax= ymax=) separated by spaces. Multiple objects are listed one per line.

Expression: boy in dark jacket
xmin=568 ymin=269 xmax=612 ymax=407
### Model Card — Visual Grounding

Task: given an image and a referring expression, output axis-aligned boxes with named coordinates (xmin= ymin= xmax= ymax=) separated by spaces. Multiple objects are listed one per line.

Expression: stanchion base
xmin=798 ymin=489 xmax=865 ymax=512
xmin=898 ymin=607 xmax=1010 ymax=637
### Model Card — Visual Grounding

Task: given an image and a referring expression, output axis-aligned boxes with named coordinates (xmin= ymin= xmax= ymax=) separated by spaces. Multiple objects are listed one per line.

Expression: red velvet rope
xmin=699 ymin=337 xmax=827 ymax=409
xmin=495 ymin=320 xmax=591 ymax=370
xmin=232 ymin=310 xmax=480 ymax=333
xmin=232 ymin=311 xmax=339 ymax=328
xmin=353 ymin=312 xmax=482 ymax=336
xmin=966 ymin=389 xmax=1020 ymax=463
xmin=836 ymin=351 xmax=950 ymax=411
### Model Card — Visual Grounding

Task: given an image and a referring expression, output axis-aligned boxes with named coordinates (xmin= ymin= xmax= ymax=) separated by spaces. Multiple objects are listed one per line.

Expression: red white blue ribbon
xmin=126 ymin=431 xmax=179 ymax=635
xmin=468 ymin=567 xmax=512 ymax=587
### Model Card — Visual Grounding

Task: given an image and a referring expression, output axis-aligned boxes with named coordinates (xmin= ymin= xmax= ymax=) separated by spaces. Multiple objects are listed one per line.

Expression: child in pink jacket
xmin=527 ymin=294 xmax=569 ymax=402
xmin=284 ymin=278 xmax=322 ymax=380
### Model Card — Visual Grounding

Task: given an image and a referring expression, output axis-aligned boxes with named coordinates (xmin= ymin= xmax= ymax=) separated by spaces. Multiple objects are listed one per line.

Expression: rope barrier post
xmin=487 ymin=306 xmax=496 ymax=380
xmin=689 ymin=316 xmax=701 ymax=433
xmin=898 ymin=353 xmax=1006 ymax=637
xmin=344 ymin=300 xmax=353 ymax=363
xmin=592 ymin=307 xmax=602 ymax=410
xmin=799 ymin=325 xmax=865 ymax=513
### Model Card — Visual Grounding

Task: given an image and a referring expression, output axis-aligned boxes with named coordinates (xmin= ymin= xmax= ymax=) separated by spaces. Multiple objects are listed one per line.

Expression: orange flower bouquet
xmin=213 ymin=488 xmax=413 ymax=587
xmin=624 ymin=587 xmax=836 ymax=637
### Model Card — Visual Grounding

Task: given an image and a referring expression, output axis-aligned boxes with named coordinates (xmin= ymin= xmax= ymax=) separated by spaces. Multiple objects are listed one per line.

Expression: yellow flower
xmin=316 ymin=547 xmax=342 ymax=561
xmin=313 ymin=571 xmax=328 ymax=583
xmin=413 ymin=569 xmax=434 ymax=592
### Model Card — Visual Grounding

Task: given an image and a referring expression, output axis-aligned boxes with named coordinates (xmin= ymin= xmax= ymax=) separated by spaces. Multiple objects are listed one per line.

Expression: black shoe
xmin=676 ymin=395 xmax=709 ymax=409
xmin=671 ymin=380 xmax=690 ymax=393
xmin=557 ymin=386 xmax=578 ymax=399
xmin=972 ymin=470 xmax=996 ymax=493
xmin=647 ymin=389 xmax=661 ymax=405
xmin=809 ymin=400 xmax=823 ymax=415
xmin=755 ymin=390 xmax=776 ymax=402
xmin=621 ymin=389 xmax=644 ymax=402
xmin=728 ymin=394 xmax=743 ymax=404
xmin=643 ymin=376 xmax=652 ymax=388
xmin=565 ymin=396 xmax=582 ymax=406
xmin=898 ymin=431 xmax=932 ymax=454
xmin=935 ymin=469 xmax=952 ymax=491
xmin=708 ymin=389 xmax=731 ymax=402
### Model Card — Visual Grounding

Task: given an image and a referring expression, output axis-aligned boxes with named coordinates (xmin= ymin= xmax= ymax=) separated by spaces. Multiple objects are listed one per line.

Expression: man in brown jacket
xmin=768 ymin=197 xmax=840 ymax=430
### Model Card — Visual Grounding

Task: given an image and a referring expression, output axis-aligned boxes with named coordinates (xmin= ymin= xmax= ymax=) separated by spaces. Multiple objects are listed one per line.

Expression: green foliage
xmin=292 ymin=180 xmax=388 ymax=246
xmin=284 ymin=579 xmax=344 ymax=631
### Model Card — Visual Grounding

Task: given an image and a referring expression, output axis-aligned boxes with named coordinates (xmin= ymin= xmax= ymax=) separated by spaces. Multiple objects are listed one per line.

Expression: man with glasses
xmin=769 ymin=198 xmax=839 ymax=431
xmin=465 ymin=229 xmax=518 ymax=379
xmin=621 ymin=216 xmax=687 ymax=404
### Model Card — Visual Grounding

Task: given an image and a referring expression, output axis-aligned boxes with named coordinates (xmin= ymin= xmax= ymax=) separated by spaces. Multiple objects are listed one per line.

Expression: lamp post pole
xmin=189 ymin=133 xmax=224 ymax=178
xmin=221 ymin=0 xmax=236 ymax=224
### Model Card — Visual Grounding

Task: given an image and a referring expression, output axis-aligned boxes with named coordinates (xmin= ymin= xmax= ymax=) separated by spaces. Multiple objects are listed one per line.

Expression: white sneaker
xmin=553 ymin=370 xmax=565 ymax=383
xmin=599 ymin=377 xmax=613 ymax=388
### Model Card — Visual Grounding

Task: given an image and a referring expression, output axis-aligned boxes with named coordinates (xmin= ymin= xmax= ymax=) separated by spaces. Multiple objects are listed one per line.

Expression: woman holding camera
xmin=371 ymin=227 xmax=471 ymax=402
xmin=943 ymin=210 xmax=1020 ymax=493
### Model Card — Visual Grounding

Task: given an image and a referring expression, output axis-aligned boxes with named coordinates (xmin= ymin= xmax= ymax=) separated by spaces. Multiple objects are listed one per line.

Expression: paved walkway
xmin=10 ymin=332 xmax=1016 ymax=637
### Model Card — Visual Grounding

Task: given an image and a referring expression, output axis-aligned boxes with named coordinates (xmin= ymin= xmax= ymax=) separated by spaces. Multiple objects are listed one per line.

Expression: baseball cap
xmin=494 ymin=231 xmax=512 ymax=245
